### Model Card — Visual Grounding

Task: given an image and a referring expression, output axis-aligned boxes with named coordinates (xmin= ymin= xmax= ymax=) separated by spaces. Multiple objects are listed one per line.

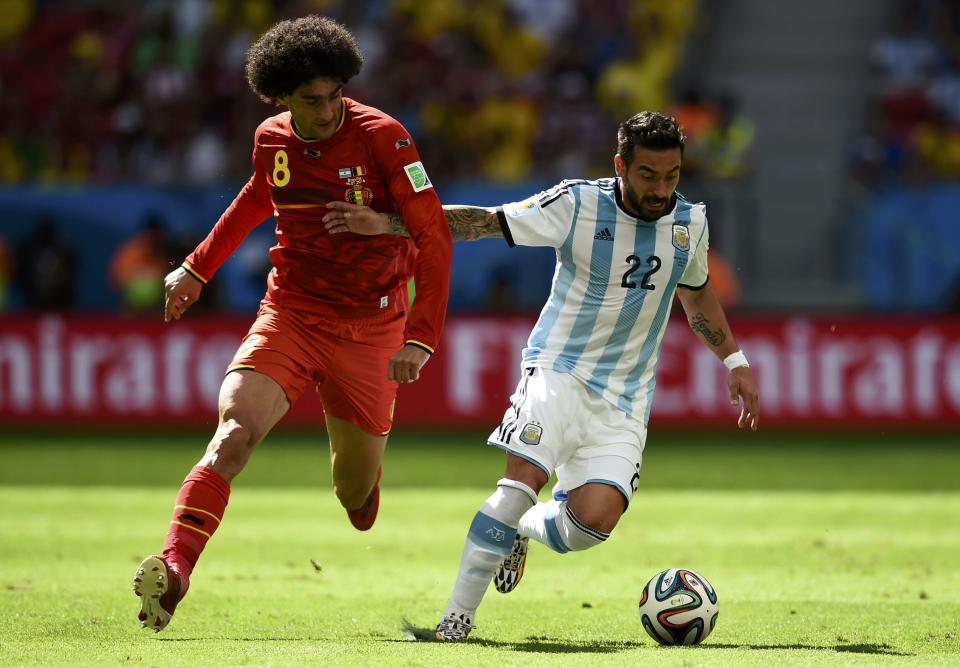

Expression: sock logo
xmin=485 ymin=526 xmax=506 ymax=542
xmin=179 ymin=513 xmax=206 ymax=526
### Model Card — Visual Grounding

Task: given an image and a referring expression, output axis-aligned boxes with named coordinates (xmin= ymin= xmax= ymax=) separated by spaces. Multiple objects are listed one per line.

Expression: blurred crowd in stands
xmin=853 ymin=0 xmax=960 ymax=190
xmin=0 ymin=0 xmax=755 ymax=314
xmin=850 ymin=0 xmax=960 ymax=311
xmin=0 ymin=0 xmax=705 ymax=186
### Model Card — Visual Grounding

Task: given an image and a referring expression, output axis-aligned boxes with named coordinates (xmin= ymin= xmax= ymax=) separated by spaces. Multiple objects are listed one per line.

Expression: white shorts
xmin=488 ymin=366 xmax=647 ymax=506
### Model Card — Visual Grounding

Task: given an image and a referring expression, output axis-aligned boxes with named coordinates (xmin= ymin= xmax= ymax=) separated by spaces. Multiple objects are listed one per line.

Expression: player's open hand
xmin=388 ymin=344 xmax=430 ymax=384
xmin=163 ymin=267 xmax=203 ymax=322
xmin=323 ymin=201 xmax=390 ymax=235
xmin=728 ymin=366 xmax=759 ymax=431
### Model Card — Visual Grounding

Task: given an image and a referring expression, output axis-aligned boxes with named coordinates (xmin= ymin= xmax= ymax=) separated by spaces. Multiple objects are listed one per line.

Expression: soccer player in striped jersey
xmin=132 ymin=16 xmax=452 ymax=632
xmin=324 ymin=111 xmax=759 ymax=642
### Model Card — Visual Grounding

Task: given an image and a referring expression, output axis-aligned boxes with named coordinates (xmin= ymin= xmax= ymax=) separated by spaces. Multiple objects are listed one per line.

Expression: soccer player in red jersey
xmin=132 ymin=16 xmax=452 ymax=632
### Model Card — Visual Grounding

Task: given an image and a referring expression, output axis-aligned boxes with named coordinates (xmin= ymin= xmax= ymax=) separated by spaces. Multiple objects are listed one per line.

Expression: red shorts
xmin=227 ymin=302 xmax=404 ymax=435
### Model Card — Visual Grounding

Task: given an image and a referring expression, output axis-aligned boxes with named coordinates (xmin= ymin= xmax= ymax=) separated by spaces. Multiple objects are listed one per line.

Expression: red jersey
xmin=183 ymin=98 xmax=452 ymax=353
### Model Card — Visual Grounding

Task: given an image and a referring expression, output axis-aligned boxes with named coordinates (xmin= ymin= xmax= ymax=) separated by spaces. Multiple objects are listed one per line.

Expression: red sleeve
xmin=370 ymin=122 xmax=452 ymax=353
xmin=182 ymin=135 xmax=274 ymax=283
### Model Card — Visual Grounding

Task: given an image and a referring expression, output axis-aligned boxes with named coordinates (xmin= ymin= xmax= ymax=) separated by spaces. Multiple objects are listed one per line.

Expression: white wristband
xmin=723 ymin=351 xmax=749 ymax=370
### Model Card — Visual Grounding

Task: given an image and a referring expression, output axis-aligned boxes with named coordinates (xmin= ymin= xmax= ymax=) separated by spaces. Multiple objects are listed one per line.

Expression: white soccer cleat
xmin=435 ymin=611 xmax=475 ymax=642
xmin=132 ymin=555 xmax=185 ymax=632
xmin=494 ymin=535 xmax=529 ymax=594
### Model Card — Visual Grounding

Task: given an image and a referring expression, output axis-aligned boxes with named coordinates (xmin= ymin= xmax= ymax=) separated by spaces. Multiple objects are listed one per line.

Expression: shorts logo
xmin=403 ymin=161 xmax=432 ymax=192
xmin=519 ymin=421 xmax=542 ymax=445
xmin=672 ymin=224 xmax=690 ymax=251
xmin=345 ymin=186 xmax=374 ymax=205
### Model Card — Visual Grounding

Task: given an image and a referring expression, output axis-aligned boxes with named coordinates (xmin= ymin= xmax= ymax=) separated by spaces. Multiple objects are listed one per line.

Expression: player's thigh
xmin=320 ymin=314 xmax=403 ymax=436
xmin=200 ymin=370 xmax=290 ymax=476
xmin=488 ymin=367 xmax=578 ymax=477
xmin=504 ymin=453 xmax=549 ymax=493
xmin=227 ymin=303 xmax=322 ymax=412
xmin=326 ymin=413 xmax=386 ymax=491
xmin=217 ymin=369 xmax=290 ymax=433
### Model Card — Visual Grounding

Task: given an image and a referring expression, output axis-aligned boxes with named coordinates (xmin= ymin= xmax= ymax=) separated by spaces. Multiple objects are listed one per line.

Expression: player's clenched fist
xmin=163 ymin=267 xmax=203 ymax=322
xmin=388 ymin=344 xmax=430 ymax=384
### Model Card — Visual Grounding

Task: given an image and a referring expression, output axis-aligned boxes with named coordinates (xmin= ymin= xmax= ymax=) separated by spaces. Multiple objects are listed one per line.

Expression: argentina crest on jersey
xmin=518 ymin=421 xmax=543 ymax=445
xmin=672 ymin=224 xmax=690 ymax=251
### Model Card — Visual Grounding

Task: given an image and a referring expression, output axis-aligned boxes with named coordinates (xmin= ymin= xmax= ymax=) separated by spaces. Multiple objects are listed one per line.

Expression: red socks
xmin=162 ymin=465 xmax=230 ymax=581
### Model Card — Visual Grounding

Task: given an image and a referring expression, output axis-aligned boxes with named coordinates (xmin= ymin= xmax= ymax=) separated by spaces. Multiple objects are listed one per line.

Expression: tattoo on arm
xmin=442 ymin=206 xmax=502 ymax=241
xmin=386 ymin=213 xmax=410 ymax=237
xmin=387 ymin=206 xmax=501 ymax=241
xmin=689 ymin=313 xmax=727 ymax=348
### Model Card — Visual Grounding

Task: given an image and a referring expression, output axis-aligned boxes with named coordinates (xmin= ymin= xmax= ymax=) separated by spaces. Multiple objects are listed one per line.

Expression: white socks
xmin=442 ymin=479 xmax=537 ymax=619
xmin=517 ymin=500 xmax=609 ymax=553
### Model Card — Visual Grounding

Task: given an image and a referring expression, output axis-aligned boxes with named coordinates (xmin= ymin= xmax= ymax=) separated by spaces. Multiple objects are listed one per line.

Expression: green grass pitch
xmin=1 ymin=429 xmax=958 ymax=667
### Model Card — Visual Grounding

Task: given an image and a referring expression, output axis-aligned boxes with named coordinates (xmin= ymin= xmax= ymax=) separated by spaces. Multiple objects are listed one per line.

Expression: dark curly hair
xmin=245 ymin=15 xmax=363 ymax=103
xmin=617 ymin=111 xmax=686 ymax=165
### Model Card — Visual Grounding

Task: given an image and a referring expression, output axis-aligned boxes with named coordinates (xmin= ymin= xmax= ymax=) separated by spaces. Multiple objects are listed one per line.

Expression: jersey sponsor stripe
xmin=555 ymin=188 xmax=617 ymax=369
xmin=525 ymin=185 xmax=582 ymax=361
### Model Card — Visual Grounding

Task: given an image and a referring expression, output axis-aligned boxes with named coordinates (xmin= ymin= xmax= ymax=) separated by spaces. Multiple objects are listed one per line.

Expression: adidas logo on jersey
xmin=594 ymin=227 xmax=614 ymax=241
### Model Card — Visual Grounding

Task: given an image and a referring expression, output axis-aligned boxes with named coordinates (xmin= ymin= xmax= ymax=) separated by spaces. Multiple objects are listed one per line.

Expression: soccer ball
xmin=638 ymin=568 xmax=718 ymax=645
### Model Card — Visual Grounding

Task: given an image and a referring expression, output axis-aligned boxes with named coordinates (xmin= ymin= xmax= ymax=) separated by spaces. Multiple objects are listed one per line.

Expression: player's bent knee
xmin=554 ymin=502 xmax=611 ymax=552
xmin=566 ymin=482 xmax=627 ymax=535
xmin=215 ymin=418 xmax=263 ymax=450
xmin=568 ymin=504 xmax=621 ymax=535
xmin=202 ymin=419 xmax=262 ymax=478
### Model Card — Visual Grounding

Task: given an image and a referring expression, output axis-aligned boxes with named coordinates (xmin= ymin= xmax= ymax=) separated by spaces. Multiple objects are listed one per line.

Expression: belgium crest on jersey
xmin=672 ymin=224 xmax=690 ymax=251
xmin=345 ymin=185 xmax=373 ymax=206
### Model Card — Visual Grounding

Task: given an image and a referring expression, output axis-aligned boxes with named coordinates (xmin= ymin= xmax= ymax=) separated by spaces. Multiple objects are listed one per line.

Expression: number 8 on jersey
xmin=273 ymin=149 xmax=291 ymax=187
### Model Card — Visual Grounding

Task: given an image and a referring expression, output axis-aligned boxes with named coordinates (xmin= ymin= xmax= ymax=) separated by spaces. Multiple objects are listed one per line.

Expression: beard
xmin=623 ymin=181 xmax=670 ymax=221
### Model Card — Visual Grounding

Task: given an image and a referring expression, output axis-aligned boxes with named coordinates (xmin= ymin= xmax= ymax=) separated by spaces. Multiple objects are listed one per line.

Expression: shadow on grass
xmin=396 ymin=623 xmax=911 ymax=656
xmin=392 ymin=623 xmax=643 ymax=653
xmin=706 ymin=642 xmax=910 ymax=656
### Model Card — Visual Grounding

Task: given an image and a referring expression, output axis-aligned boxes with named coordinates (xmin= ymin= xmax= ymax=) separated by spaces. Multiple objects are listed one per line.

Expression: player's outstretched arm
xmin=324 ymin=201 xmax=503 ymax=241
xmin=163 ymin=267 xmax=203 ymax=322
xmin=677 ymin=282 xmax=759 ymax=431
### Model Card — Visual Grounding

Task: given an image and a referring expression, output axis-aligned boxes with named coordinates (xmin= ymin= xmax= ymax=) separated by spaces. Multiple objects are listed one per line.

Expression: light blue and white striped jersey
xmin=496 ymin=178 xmax=709 ymax=425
